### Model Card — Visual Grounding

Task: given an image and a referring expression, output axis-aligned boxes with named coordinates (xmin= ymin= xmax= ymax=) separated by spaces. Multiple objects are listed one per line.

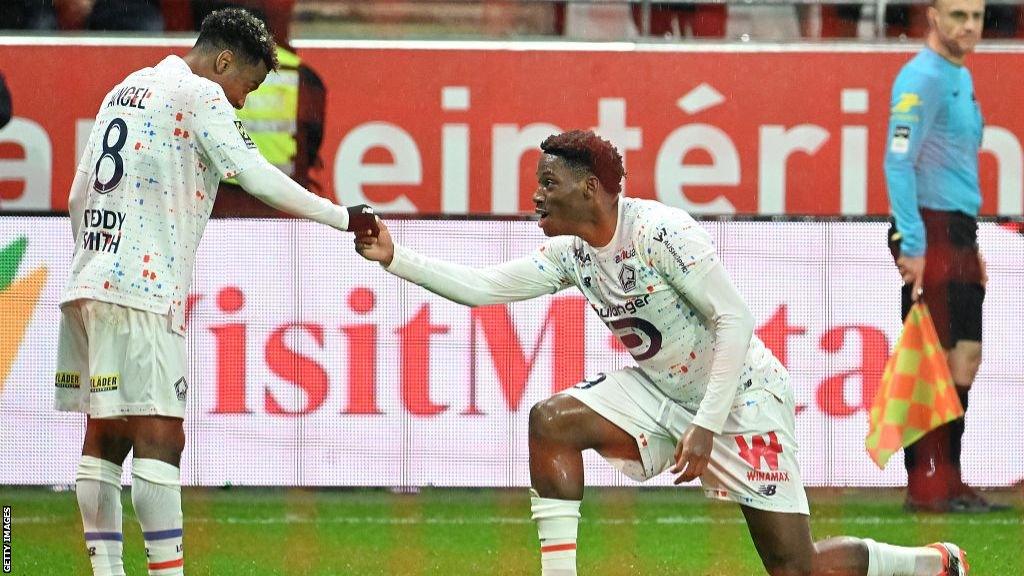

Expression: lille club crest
xmin=173 ymin=377 xmax=188 ymax=402
xmin=618 ymin=263 xmax=636 ymax=292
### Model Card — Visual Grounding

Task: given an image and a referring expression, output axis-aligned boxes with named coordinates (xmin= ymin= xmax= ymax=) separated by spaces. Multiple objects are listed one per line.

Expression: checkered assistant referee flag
xmin=866 ymin=303 xmax=964 ymax=469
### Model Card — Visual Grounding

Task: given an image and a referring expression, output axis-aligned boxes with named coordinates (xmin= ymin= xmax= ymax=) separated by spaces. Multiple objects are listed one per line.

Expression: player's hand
xmin=670 ymin=424 xmax=714 ymax=485
xmin=896 ymin=255 xmax=925 ymax=301
xmin=978 ymin=251 xmax=988 ymax=288
xmin=354 ymin=219 xmax=394 ymax=267
xmin=347 ymin=204 xmax=380 ymax=237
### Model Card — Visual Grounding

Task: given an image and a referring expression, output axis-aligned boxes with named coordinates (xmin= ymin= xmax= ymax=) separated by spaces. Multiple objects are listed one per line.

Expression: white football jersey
xmin=533 ymin=198 xmax=788 ymax=412
xmin=62 ymin=55 xmax=269 ymax=333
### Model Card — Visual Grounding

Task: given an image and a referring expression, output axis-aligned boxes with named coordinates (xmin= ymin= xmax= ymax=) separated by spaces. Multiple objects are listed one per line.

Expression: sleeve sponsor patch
xmin=890 ymin=125 xmax=911 ymax=154
xmin=234 ymin=120 xmax=257 ymax=149
xmin=892 ymin=92 xmax=921 ymax=114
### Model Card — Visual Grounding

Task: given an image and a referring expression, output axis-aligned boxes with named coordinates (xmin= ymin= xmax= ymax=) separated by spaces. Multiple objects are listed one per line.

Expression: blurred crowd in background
xmin=0 ymin=0 xmax=1021 ymax=41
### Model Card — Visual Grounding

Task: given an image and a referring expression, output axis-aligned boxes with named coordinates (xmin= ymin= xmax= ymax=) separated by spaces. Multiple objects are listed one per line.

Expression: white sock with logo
xmin=530 ymin=489 xmax=581 ymax=576
xmin=131 ymin=458 xmax=184 ymax=576
xmin=77 ymin=455 xmax=125 ymax=576
xmin=864 ymin=538 xmax=943 ymax=576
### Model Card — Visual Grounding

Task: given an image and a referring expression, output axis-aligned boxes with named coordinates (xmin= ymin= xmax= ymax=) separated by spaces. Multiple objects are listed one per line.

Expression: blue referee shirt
xmin=883 ymin=47 xmax=984 ymax=257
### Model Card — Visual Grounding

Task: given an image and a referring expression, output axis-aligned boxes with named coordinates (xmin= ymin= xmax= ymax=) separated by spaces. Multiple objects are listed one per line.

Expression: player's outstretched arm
xmin=354 ymin=221 xmax=569 ymax=307
xmin=236 ymin=163 xmax=377 ymax=235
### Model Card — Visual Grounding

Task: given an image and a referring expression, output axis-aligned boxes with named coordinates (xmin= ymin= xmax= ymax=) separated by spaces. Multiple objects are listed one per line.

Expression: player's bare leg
xmin=529 ymin=394 xmax=638 ymax=499
xmin=129 ymin=416 xmax=185 ymax=466
xmin=83 ymin=417 xmax=134 ymax=463
xmin=128 ymin=415 xmax=187 ymax=576
xmin=740 ymin=505 xmax=963 ymax=576
xmin=742 ymin=506 xmax=848 ymax=575
xmin=528 ymin=394 xmax=640 ymax=576
xmin=79 ymin=418 xmax=134 ymax=576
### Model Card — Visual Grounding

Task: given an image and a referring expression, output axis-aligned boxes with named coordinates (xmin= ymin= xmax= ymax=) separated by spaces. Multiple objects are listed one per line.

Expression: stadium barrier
xmin=2 ymin=216 xmax=1021 ymax=488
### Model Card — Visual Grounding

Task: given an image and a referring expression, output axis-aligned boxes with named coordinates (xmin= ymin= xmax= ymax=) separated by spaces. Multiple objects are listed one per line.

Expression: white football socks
xmin=530 ymin=489 xmax=582 ymax=576
xmin=77 ymin=455 xmax=126 ymax=576
xmin=132 ymin=458 xmax=184 ymax=576
xmin=864 ymin=538 xmax=943 ymax=576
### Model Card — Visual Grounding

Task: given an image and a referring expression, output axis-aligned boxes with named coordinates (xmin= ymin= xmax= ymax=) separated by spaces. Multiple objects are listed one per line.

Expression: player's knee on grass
xmin=744 ymin=508 xmax=814 ymax=576
xmin=753 ymin=534 xmax=813 ymax=576
xmin=760 ymin=552 xmax=812 ymax=576
xmin=811 ymin=536 xmax=869 ymax=574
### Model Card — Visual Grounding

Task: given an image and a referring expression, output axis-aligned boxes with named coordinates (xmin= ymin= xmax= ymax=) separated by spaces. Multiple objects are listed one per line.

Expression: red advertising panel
xmin=1 ymin=40 xmax=1022 ymax=215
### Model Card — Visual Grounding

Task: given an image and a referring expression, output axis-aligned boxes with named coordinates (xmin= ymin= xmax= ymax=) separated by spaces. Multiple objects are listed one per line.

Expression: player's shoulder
xmin=534 ymin=234 xmax=579 ymax=274
xmin=624 ymin=197 xmax=704 ymax=241
xmin=623 ymin=197 xmax=675 ymax=229
xmin=148 ymin=55 xmax=231 ymax=114
xmin=143 ymin=56 xmax=192 ymax=87
xmin=191 ymin=80 xmax=233 ymax=117
xmin=539 ymin=234 xmax=577 ymax=258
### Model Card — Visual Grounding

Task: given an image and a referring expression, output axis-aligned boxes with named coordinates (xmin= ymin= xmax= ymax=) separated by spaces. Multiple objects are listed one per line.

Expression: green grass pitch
xmin=2 ymin=487 xmax=1020 ymax=575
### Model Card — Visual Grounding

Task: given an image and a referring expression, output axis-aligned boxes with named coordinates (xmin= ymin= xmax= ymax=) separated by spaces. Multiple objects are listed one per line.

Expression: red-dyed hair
xmin=540 ymin=130 xmax=625 ymax=195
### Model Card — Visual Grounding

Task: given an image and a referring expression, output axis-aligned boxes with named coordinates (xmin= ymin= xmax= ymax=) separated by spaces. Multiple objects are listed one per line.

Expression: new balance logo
xmin=735 ymin=432 xmax=783 ymax=471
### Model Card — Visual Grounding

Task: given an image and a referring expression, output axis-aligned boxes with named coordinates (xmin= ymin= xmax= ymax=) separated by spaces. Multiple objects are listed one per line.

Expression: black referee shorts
xmin=888 ymin=210 xmax=984 ymax=349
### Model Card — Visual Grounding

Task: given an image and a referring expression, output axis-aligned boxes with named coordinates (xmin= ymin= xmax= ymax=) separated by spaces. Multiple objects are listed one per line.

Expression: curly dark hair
xmin=194 ymin=7 xmax=278 ymax=72
xmin=540 ymin=130 xmax=625 ymax=195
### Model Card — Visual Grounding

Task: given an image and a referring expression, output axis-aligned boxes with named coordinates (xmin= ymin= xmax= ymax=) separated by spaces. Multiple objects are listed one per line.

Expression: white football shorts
xmin=564 ymin=367 xmax=810 ymax=515
xmin=54 ymin=299 xmax=188 ymax=419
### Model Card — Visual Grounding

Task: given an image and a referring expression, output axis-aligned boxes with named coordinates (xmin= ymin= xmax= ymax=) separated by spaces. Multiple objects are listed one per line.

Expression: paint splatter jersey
xmin=62 ymin=55 xmax=268 ymax=333
xmin=532 ymin=197 xmax=788 ymax=413
xmin=387 ymin=197 xmax=790 ymax=423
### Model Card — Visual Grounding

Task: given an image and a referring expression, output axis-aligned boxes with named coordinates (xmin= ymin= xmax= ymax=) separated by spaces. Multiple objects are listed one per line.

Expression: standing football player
xmin=355 ymin=130 xmax=969 ymax=576
xmin=55 ymin=8 xmax=376 ymax=576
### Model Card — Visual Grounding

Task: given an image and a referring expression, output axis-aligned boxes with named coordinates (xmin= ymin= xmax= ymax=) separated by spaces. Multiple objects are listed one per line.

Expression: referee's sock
xmin=132 ymin=458 xmax=184 ymax=576
xmin=530 ymin=489 xmax=581 ymax=576
xmin=950 ymin=387 xmax=969 ymax=478
xmin=77 ymin=455 xmax=125 ymax=576
xmin=864 ymin=538 xmax=943 ymax=576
